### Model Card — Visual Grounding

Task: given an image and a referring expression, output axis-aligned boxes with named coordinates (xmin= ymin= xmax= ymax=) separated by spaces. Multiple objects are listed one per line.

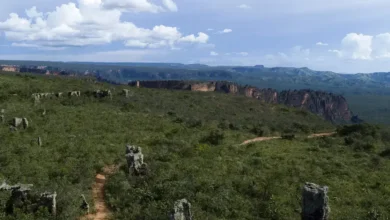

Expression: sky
xmin=0 ymin=0 xmax=390 ymax=73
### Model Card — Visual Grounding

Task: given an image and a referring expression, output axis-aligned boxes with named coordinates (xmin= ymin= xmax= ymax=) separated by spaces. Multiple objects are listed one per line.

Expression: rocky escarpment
xmin=129 ymin=80 xmax=353 ymax=122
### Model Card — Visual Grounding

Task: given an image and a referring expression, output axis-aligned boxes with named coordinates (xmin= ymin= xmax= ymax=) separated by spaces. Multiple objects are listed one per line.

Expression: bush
xmin=201 ymin=130 xmax=225 ymax=145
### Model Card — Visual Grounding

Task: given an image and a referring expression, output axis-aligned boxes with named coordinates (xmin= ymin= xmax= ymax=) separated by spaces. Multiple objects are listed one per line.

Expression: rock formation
xmin=38 ymin=192 xmax=57 ymax=216
xmin=125 ymin=145 xmax=147 ymax=176
xmin=0 ymin=181 xmax=57 ymax=216
xmin=12 ymin=117 xmax=29 ymax=129
xmin=129 ymin=80 xmax=353 ymax=122
xmin=22 ymin=118 xmax=29 ymax=129
xmin=122 ymin=89 xmax=132 ymax=97
xmin=38 ymin=137 xmax=42 ymax=146
xmin=301 ymin=182 xmax=330 ymax=220
xmin=80 ymin=194 xmax=90 ymax=214
xmin=169 ymin=199 xmax=193 ymax=220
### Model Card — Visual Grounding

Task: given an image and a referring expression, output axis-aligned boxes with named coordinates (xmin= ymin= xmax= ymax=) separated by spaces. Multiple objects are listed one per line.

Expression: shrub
xmin=201 ymin=130 xmax=225 ymax=145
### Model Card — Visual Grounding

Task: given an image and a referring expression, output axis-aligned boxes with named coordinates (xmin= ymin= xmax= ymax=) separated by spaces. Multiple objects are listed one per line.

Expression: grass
xmin=0 ymin=72 xmax=389 ymax=219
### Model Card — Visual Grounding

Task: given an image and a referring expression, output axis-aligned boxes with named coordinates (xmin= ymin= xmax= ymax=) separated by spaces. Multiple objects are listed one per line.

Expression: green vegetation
xmin=0 ymin=72 xmax=331 ymax=219
xmin=1 ymin=72 xmax=390 ymax=219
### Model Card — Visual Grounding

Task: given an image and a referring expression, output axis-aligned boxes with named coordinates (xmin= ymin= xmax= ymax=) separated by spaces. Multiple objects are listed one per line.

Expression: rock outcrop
xmin=129 ymin=80 xmax=353 ymax=122
xmin=169 ymin=199 xmax=193 ymax=220
xmin=301 ymin=182 xmax=330 ymax=220
xmin=125 ymin=145 xmax=148 ymax=176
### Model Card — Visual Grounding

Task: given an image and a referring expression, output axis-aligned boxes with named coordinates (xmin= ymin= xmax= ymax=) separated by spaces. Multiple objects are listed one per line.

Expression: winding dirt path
xmin=81 ymin=165 xmax=119 ymax=220
xmin=240 ymin=132 xmax=336 ymax=146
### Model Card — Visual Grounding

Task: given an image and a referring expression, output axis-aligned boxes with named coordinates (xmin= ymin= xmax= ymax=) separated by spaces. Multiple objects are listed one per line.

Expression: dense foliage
xmin=0 ymin=72 xmax=333 ymax=219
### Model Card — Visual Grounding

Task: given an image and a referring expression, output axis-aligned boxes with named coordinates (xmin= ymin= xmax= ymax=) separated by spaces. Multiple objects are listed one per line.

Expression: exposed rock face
xmin=129 ymin=80 xmax=352 ymax=122
xmin=39 ymin=192 xmax=57 ymax=216
xmin=125 ymin=145 xmax=148 ymax=176
xmin=302 ymin=182 xmax=330 ymax=220
xmin=169 ymin=199 xmax=193 ymax=220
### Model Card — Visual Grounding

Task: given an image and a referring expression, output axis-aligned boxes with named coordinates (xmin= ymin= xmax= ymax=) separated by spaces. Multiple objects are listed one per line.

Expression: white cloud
xmin=25 ymin=6 xmax=43 ymax=18
xmin=328 ymin=49 xmax=342 ymax=57
xmin=219 ymin=29 xmax=232 ymax=34
xmin=162 ymin=0 xmax=178 ymax=12
xmin=316 ymin=42 xmax=328 ymax=46
xmin=236 ymin=52 xmax=249 ymax=56
xmin=210 ymin=51 xmax=218 ymax=56
xmin=238 ymin=4 xmax=251 ymax=9
xmin=102 ymin=0 xmax=164 ymax=13
xmin=179 ymin=32 xmax=209 ymax=43
xmin=339 ymin=33 xmax=372 ymax=60
xmin=207 ymin=28 xmax=214 ymax=31
xmin=0 ymin=0 xmax=207 ymax=49
xmin=372 ymin=33 xmax=390 ymax=58
xmin=328 ymin=32 xmax=390 ymax=60
xmin=124 ymin=40 xmax=149 ymax=48
xmin=291 ymin=46 xmax=310 ymax=57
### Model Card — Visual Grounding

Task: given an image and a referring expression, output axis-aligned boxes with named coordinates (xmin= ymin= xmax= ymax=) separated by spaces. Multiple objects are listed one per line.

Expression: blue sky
xmin=0 ymin=0 xmax=390 ymax=73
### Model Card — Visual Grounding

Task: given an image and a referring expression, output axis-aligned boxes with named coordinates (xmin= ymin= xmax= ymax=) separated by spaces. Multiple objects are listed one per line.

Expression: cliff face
xmin=129 ymin=81 xmax=353 ymax=122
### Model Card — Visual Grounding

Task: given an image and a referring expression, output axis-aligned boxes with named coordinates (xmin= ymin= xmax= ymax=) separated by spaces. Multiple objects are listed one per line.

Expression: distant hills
xmin=1 ymin=60 xmax=390 ymax=124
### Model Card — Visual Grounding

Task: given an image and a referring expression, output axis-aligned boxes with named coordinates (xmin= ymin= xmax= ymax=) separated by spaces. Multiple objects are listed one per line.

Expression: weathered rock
xmin=122 ymin=89 xmax=132 ymax=97
xmin=39 ymin=192 xmax=57 ymax=215
xmin=38 ymin=137 xmax=42 ymax=146
xmin=68 ymin=91 xmax=81 ymax=97
xmin=94 ymin=89 xmax=112 ymax=99
xmin=301 ymin=182 xmax=330 ymax=220
xmin=80 ymin=194 xmax=90 ymax=214
xmin=22 ymin=118 xmax=29 ymax=129
xmin=125 ymin=145 xmax=146 ymax=176
xmin=0 ymin=181 xmax=34 ymax=214
xmin=169 ymin=199 xmax=193 ymax=220
xmin=1 ymin=115 xmax=4 ymax=123
xmin=13 ymin=118 xmax=23 ymax=127
xmin=9 ymin=126 xmax=18 ymax=132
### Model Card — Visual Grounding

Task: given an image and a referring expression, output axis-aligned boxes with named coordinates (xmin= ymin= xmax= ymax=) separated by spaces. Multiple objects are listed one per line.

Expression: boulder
xmin=169 ymin=199 xmax=193 ymax=220
xmin=301 ymin=182 xmax=330 ymax=220
xmin=125 ymin=145 xmax=146 ymax=176
xmin=13 ymin=118 xmax=23 ymax=127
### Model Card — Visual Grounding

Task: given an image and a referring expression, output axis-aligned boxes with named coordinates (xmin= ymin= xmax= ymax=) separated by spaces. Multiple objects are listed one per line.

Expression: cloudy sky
xmin=0 ymin=0 xmax=390 ymax=73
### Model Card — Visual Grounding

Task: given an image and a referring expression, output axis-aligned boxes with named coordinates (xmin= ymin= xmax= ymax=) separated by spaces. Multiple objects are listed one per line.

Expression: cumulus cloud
xmin=162 ymin=0 xmax=178 ymax=12
xmin=316 ymin=42 xmax=328 ymax=46
xmin=238 ymin=4 xmax=251 ymax=9
xmin=328 ymin=32 xmax=390 ymax=60
xmin=210 ymin=51 xmax=219 ymax=56
xmin=179 ymin=32 xmax=209 ymax=43
xmin=0 ymin=0 xmax=207 ymax=49
xmin=339 ymin=33 xmax=372 ymax=60
xmin=219 ymin=29 xmax=232 ymax=34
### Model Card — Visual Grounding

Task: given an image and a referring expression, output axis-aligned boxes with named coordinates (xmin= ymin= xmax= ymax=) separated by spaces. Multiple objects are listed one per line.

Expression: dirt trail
xmin=81 ymin=165 xmax=119 ymax=220
xmin=240 ymin=132 xmax=336 ymax=146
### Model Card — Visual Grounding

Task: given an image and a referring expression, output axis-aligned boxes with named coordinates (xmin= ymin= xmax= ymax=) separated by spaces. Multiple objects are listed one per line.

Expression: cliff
xmin=129 ymin=80 xmax=353 ymax=122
